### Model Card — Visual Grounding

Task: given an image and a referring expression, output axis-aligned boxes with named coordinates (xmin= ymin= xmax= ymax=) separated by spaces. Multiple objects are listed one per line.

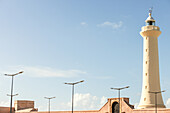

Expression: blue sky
xmin=0 ymin=0 xmax=170 ymax=111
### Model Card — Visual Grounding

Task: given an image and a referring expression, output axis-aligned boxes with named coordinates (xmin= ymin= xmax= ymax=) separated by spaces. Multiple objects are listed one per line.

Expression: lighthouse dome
xmin=145 ymin=13 xmax=155 ymax=26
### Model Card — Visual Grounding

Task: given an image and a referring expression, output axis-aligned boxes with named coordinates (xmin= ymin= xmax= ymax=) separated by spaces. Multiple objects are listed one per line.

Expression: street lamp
xmin=44 ymin=97 xmax=56 ymax=113
xmin=110 ymin=86 xmax=129 ymax=113
xmin=64 ymin=80 xmax=84 ymax=113
xmin=5 ymin=71 xmax=23 ymax=113
xmin=148 ymin=90 xmax=165 ymax=113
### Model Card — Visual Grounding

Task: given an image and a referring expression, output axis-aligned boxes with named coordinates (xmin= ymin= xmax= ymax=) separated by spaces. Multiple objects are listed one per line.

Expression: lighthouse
xmin=138 ymin=9 xmax=166 ymax=109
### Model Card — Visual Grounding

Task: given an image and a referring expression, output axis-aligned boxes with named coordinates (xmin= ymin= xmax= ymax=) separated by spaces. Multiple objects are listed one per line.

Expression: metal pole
xmin=148 ymin=90 xmax=165 ymax=113
xmin=10 ymin=76 xmax=14 ymax=113
xmin=155 ymin=93 xmax=157 ymax=113
xmin=72 ymin=85 xmax=74 ymax=113
xmin=49 ymin=99 xmax=50 ymax=113
xmin=118 ymin=90 xmax=120 ymax=113
xmin=64 ymin=80 xmax=84 ymax=113
xmin=110 ymin=86 xmax=129 ymax=113
xmin=5 ymin=71 xmax=23 ymax=113
xmin=44 ymin=97 xmax=55 ymax=113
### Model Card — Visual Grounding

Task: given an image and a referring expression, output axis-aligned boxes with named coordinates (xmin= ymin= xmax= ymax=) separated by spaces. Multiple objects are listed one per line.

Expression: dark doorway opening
xmin=112 ymin=102 xmax=119 ymax=113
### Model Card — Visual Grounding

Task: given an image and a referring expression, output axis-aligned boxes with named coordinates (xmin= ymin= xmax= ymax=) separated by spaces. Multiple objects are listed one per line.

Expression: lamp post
xmin=64 ymin=80 xmax=84 ymax=113
xmin=44 ymin=97 xmax=56 ymax=113
xmin=110 ymin=86 xmax=129 ymax=113
xmin=5 ymin=71 xmax=23 ymax=113
xmin=148 ymin=90 xmax=165 ymax=113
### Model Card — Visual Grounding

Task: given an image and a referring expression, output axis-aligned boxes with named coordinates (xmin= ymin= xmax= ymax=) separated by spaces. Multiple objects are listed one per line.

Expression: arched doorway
xmin=112 ymin=102 xmax=119 ymax=113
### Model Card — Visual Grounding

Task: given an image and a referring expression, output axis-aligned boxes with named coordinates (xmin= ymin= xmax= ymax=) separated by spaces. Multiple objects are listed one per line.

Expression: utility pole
xmin=44 ymin=97 xmax=56 ymax=113
xmin=65 ymin=80 xmax=84 ymax=113
xmin=5 ymin=71 xmax=23 ymax=113
xmin=111 ymin=86 xmax=129 ymax=113
xmin=148 ymin=90 xmax=165 ymax=113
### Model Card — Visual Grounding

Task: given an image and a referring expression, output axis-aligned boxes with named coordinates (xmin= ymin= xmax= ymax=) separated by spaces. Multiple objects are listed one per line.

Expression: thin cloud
xmin=90 ymin=76 xmax=112 ymax=79
xmin=80 ymin=22 xmax=88 ymax=26
xmin=1 ymin=66 xmax=87 ymax=78
xmin=97 ymin=21 xmax=123 ymax=29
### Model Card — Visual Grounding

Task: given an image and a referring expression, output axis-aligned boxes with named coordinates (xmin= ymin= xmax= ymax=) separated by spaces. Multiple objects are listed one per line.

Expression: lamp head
xmin=162 ymin=90 xmax=166 ymax=93
xmin=19 ymin=71 xmax=24 ymax=74
xmin=80 ymin=80 xmax=84 ymax=83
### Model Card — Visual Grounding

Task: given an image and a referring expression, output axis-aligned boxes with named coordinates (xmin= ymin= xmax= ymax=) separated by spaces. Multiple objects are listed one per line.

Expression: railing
xmin=142 ymin=26 xmax=160 ymax=31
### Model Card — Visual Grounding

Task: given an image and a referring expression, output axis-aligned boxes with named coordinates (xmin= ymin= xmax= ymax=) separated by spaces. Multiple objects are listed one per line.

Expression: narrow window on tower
xmin=146 ymin=73 xmax=147 ymax=76
xmin=146 ymin=61 xmax=147 ymax=64
xmin=145 ymin=86 xmax=147 ymax=89
xmin=144 ymin=98 xmax=146 ymax=101
xmin=146 ymin=49 xmax=147 ymax=52
xmin=149 ymin=21 xmax=153 ymax=25
xmin=146 ymin=37 xmax=147 ymax=40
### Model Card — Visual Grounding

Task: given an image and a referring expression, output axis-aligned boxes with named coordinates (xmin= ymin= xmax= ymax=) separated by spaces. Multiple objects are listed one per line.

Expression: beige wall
xmin=0 ymin=107 xmax=14 ymax=113
xmin=14 ymin=100 xmax=34 ymax=111
xmin=133 ymin=108 xmax=170 ymax=113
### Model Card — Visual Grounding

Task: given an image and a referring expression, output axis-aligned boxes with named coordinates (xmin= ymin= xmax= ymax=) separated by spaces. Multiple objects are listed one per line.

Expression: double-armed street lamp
xmin=148 ymin=90 xmax=165 ymax=113
xmin=64 ymin=80 xmax=84 ymax=113
xmin=110 ymin=86 xmax=130 ymax=113
xmin=5 ymin=71 xmax=24 ymax=113
xmin=44 ymin=97 xmax=56 ymax=113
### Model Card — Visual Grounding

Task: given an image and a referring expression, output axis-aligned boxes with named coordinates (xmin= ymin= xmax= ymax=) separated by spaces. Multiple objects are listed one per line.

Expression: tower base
xmin=138 ymin=104 xmax=166 ymax=109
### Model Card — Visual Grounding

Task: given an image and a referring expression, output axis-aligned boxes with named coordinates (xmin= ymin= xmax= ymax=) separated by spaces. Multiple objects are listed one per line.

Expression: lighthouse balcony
xmin=141 ymin=25 xmax=160 ymax=31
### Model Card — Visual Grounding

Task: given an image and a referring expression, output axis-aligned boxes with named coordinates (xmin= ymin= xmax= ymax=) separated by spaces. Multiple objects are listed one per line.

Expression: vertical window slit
xmin=144 ymin=98 xmax=146 ymax=101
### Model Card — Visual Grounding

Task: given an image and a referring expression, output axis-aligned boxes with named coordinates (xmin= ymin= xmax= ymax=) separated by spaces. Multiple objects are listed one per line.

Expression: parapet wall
xmin=0 ymin=107 xmax=14 ymax=113
xmin=14 ymin=100 xmax=34 ymax=111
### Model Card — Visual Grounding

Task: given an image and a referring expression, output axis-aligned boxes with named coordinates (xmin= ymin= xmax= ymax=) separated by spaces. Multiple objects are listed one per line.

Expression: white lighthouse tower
xmin=138 ymin=9 xmax=165 ymax=109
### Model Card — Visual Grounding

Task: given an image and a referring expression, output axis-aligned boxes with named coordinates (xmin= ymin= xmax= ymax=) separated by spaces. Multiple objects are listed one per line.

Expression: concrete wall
xmin=99 ymin=102 xmax=108 ymax=113
xmin=133 ymin=108 xmax=170 ymax=113
xmin=17 ymin=111 xmax=99 ymax=113
xmin=121 ymin=99 xmax=133 ymax=113
xmin=14 ymin=100 xmax=34 ymax=111
xmin=0 ymin=107 xmax=14 ymax=113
